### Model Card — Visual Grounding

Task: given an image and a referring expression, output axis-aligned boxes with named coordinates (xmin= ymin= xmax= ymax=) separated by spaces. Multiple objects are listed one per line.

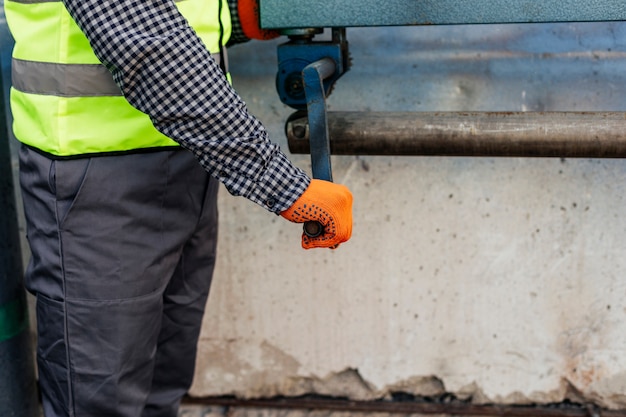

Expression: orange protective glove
xmin=238 ymin=0 xmax=280 ymax=40
xmin=280 ymin=179 xmax=353 ymax=249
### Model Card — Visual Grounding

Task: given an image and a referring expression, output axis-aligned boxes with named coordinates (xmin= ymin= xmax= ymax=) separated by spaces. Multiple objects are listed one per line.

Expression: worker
xmin=4 ymin=0 xmax=353 ymax=415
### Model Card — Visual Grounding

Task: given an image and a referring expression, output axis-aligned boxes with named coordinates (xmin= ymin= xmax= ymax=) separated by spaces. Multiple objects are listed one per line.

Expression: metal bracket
xmin=276 ymin=28 xmax=349 ymax=110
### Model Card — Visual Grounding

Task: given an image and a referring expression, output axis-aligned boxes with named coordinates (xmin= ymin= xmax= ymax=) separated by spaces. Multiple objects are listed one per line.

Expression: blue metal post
xmin=0 ymin=4 xmax=39 ymax=417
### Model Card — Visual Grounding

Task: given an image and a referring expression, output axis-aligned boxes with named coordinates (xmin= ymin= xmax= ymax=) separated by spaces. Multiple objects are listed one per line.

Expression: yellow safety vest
xmin=5 ymin=0 xmax=232 ymax=157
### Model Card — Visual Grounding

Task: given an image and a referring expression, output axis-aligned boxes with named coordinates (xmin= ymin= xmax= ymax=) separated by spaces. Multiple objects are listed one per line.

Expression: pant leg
xmin=19 ymin=146 xmax=218 ymax=417
xmin=142 ymin=156 xmax=219 ymax=417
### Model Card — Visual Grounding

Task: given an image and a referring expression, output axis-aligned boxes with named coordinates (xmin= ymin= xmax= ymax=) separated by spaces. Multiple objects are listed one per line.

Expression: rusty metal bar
xmin=183 ymin=396 xmax=622 ymax=417
xmin=286 ymin=111 xmax=626 ymax=158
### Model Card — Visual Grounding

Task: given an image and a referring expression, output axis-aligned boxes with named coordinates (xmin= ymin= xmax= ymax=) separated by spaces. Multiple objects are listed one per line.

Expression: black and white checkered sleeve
xmin=61 ymin=0 xmax=310 ymax=213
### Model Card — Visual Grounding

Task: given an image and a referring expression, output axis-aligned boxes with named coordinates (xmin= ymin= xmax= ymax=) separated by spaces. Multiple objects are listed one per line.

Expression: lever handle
xmin=301 ymin=58 xmax=336 ymax=241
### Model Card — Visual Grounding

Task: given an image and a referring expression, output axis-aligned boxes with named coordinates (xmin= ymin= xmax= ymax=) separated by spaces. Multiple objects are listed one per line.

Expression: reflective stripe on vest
xmin=5 ymin=0 xmax=232 ymax=157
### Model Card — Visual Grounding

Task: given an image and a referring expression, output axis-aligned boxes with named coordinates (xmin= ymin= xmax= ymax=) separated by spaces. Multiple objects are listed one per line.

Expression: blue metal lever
xmin=302 ymin=57 xmax=335 ymax=182
xmin=301 ymin=57 xmax=336 ymax=237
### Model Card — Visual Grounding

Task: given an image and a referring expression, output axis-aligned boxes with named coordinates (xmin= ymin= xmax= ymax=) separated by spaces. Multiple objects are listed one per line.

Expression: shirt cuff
xmin=243 ymin=151 xmax=311 ymax=213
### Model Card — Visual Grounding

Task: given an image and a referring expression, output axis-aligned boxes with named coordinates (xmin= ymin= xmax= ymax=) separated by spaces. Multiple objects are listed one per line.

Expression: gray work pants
xmin=19 ymin=145 xmax=219 ymax=417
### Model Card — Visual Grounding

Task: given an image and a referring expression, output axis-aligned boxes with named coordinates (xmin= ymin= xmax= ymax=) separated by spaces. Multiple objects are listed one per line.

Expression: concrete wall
xmin=189 ymin=23 xmax=626 ymax=409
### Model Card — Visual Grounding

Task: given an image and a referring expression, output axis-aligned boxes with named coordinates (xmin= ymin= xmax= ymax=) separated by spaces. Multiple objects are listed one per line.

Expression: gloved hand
xmin=280 ymin=179 xmax=353 ymax=249
xmin=238 ymin=0 xmax=280 ymax=40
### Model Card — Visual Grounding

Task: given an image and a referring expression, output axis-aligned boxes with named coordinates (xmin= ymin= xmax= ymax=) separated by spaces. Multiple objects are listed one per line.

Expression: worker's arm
xmin=60 ymin=0 xmax=352 ymax=248
xmin=61 ymin=0 xmax=304 ymax=212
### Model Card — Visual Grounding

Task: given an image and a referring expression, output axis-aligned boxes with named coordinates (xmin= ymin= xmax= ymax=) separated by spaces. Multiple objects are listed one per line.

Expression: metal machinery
xmin=2 ymin=2 xmax=626 ymax=415
xmin=260 ymin=0 xmax=626 ymax=181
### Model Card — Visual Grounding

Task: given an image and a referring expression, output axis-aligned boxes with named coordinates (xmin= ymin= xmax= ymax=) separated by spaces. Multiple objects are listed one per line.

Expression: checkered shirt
xmin=62 ymin=0 xmax=310 ymax=213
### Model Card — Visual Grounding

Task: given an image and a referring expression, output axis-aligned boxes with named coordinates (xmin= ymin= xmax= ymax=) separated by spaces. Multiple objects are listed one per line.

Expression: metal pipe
xmin=286 ymin=111 xmax=626 ymax=158
xmin=0 ymin=8 xmax=39 ymax=417
xmin=183 ymin=396 xmax=620 ymax=417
